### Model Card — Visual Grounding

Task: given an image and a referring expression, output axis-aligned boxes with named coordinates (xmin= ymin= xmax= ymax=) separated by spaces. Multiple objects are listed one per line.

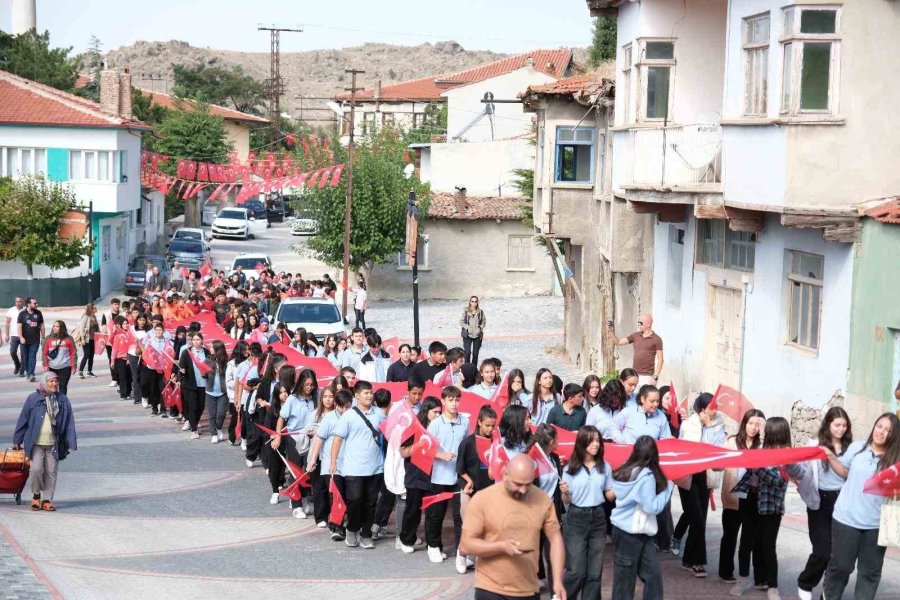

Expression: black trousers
xmin=182 ymin=386 xmax=205 ymax=432
xmin=603 ymin=498 xmax=615 ymax=536
xmin=719 ymin=508 xmax=742 ymax=580
xmin=798 ymin=489 xmax=839 ymax=592
xmin=141 ymin=366 xmax=162 ymax=410
xmin=655 ymin=499 xmax=674 ymax=551
xmin=244 ymin=410 xmax=265 ymax=461
xmin=354 ymin=308 xmax=366 ymax=329
xmin=679 ymin=474 xmax=709 ymax=567
xmin=374 ymin=477 xmax=397 ymax=528
xmin=79 ymin=341 xmax=94 ymax=373
xmin=757 ymin=514 xmax=782 ymax=589
xmin=823 ymin=520 xmax=886 ymax=600
xmin=114 ymin=358 xmax=131 ymax=398
xmin=107 ymin=345 xmax=116 ymax=381
xmin=400 ymin=487 xmax=428 ymax=546
xmin=463 ymin=335 xmax=482 ymax=365
xmin=737 ymin=494 xmax=764 ymax=582
xmin=344 ymin=474 xmax=380 ymax=538
xmin=474 ymin=590 xmax=538 ymax=600
xmin=282 ymin=436 xmax=308 ymax=509
xmin=424 ymin=483 xmax=462 ymax=551
xmin=9 ymin=336 xmax=22 ymax=372
xmin=266 ymin=443 xmax=286 ymax=493
xmin=227 ymin=403 xmax=239 ymax=444
xmin=312 ymin=466 xmax=331 ymax=524
xmin=50 ymin=367 xmax=72 ymax=395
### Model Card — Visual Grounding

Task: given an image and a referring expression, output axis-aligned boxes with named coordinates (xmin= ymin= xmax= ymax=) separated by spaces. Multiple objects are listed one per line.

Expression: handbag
xmin=48 ymin=341 xmax=61 ymax=360
xmin=877 ymin=496 xmax=900 ymax=548
xmin=631 ymin=504 xmax=658 ymax=536
xmin=56 ymin=434 xmax=69 ymax=460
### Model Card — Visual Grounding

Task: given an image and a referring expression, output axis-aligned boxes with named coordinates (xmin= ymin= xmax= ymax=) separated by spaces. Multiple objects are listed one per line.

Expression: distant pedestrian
xmin=75 ymin=303 xmax=99 ymax=378
xmin=608 ymin=314 xmax=664 ymax=387
xmin=354 ymin=277 xmax=368 ymax=330
xmin=41 ymin=320 xmax=77 ymax=395
xmin=5 ymin=296 xmax=25 ymax=375
xmin=17 ymin=297 xmax=45 ymax=382
xmin=13 ymin=372 xmax=78 ymax=512
xmin=460 ymin=296 xmax=486 ymax=365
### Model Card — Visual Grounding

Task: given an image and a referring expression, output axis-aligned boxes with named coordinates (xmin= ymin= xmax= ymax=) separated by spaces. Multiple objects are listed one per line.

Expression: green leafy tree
xmin=151 ymin=101 xmax=233 ymax=225
xmin=76 ymin=35 xmax=103 ymax=101
xmin=302 ymin=128 xmax=430 ymax=274
xmin=402 ymin=102 xmax=448 ymax=145
xmin=589 ymin=17 xmax=617 ymax=66
xmin=0 ymin=29 xmax=79 ymax=91
xmin=131 ymin=87 xmax=170 ymax=126
xmin=172 ymin=63 xmax=267 ymax=115
xmin=0 ymin=177 xmax=93 ymax=275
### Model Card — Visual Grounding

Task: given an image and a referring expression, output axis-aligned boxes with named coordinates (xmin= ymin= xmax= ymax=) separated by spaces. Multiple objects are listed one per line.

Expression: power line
xmin=300 ymin=22 xmax=584 ymax=48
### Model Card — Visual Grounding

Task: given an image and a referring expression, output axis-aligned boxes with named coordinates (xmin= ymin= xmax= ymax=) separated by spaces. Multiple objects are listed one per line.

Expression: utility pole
xmin=258 ymin=25 xmax=303 ymax=143
xmin=342 ymin=68 xmax=365 ymax=317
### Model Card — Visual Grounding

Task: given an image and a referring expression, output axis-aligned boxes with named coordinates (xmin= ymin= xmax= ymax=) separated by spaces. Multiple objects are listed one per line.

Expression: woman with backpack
xmin=42 ymin=320 xmax=77 ymax=395
xmin=460 ymin=296 xmax=486 ymax=365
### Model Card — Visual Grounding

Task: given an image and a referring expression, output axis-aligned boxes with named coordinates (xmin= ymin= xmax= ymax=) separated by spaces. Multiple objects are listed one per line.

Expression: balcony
xmin=623 ymin=124 xmax=722 ymax=191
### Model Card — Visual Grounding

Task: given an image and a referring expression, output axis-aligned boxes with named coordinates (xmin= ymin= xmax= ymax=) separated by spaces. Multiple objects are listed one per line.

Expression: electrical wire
xmin=300 ymin=22 xmax=584 ymax=48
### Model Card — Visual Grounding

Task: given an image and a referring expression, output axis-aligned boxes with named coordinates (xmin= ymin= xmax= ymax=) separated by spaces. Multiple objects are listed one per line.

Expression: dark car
xmin=165 ymin=239 xmax=209 ymax=272
xmin=266 ymin=199 xmax=294 ymax=222
xmin=124 ymin=255 xmax=170 ymax=296
xmin=243 ymin=199 xmax=270 ymax=228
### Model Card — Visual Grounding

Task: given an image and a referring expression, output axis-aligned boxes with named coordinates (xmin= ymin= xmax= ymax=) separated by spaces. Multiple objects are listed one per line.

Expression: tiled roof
xmin=0 ymin=70 xmax=150 ymax=130
xmin=521 ymin=66 xmax=616 ymax=108
xmin=427 ymin=192 xmax=527 ymax=221
xmin=336 ymin=49 xmax=573 ymax=102
xmin=139 ymin=90 xmax=270 ymax=126
xmin=864 ymin=198 xmax=900 ymax=224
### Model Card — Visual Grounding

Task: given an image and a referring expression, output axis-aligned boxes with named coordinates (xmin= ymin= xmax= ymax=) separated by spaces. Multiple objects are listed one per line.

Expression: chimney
xmin=525 ymin=56 xmax=535 ymax=67
xmin=10 ymin=0 xmax=36 ymax=35
xmin=119 ymin=68 xmax=133 ymax=119
xmin=453 ymin=187 xmax=467 ymax=215
xmin=100 ymin=68 xmax=132 ymax=119
xmin=374 ymin=79 xmax=382 ymax=101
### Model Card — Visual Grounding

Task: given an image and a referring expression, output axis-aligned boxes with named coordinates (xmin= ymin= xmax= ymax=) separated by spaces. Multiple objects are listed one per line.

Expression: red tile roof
xmin=0 ymin=70 xmax=150 ymax=130
xmin=336 ymin=49 xmax=573 ymax=102
xmin=427 ymin=192 xmax=528 ymax=221
xmin=139 ymin=90 xmax=270 ymax=126
xmin=521 ymin=66 xmax=616 ymax=109
xmin=864 ymin=198 xmax=900 ymax=224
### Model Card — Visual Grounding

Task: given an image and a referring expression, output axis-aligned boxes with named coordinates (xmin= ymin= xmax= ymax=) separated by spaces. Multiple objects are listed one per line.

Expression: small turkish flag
xmin=141 ymin=344 xmax=164 ymax=372
xmin=864 ymin=462 xmax=900 ymax=496
xmin=488 ymin=437 xmax=509 ymax=482
xmin=421 ymin=491 xmax=456 ymax=511
xmin=380 ymin=399 xmax=417 ymax=448
xmin=474 ymin=435 xmax=492 ymax=467
xmin=668 ymin=381 xmax=681 ymax=430
xmin=329 ymin=478 xmax=347 ymax=525
xmin=255 ymin=262 xmax=267 ymax=274
xmin=199 ymin=261 xmax=212 ymax=278
xmin=188 ymin=350 xmax=212 ymax=376
xmin=162 ymin=381 xmax=183 ymax=413
xmin=490 ymin=372 xmax=510 ymax=408
xmin=711 ymin=384 xmax=754 ymax=423
xmin=93 ymin=332 xmax=108 ymax=354
xmin=382 ymin=337 xmax=400 ymax=361
xmin=435 ymin=365 xmax=454 ymax=387
xmin=410 ymin=426 xmax=439 ymax=475
xmin=528 ymin=443 xmax=556 ymax=478
xmin=180 ymin=267 xmax=190 ymax=278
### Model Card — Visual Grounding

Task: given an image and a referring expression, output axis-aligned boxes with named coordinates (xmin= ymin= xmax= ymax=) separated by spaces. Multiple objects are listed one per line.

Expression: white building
xmin=0 ymin=69 xmax=158 ymax=304
xmin=587 ymin=0 xmax=900 ymax=424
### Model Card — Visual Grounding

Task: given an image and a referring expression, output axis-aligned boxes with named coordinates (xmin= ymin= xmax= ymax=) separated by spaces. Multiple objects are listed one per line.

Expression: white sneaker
xmin=292 ymin=507 xmax=306 ymax=519
xmin=797 ymin=590 xmax=812 ymax=600
xmin=107 ymin=381 xmax=117 ymax=387
xmin=245 ymin=459 xmax=254 ymax=468
xmin=269 ymin=493 xmax=280 ymax=505
xmin=360 ymin=537 xmax=375 ymax=549
xmin=427 ymin=546 xmax=444 ymax=563
xmin=730 ymin=577 xmax=753 ymax=597
xmin=141 ymin=399 xmax=149 ymax=408
xmin=181 ymin=423 xmax=190 ymax=431
xmin=465 ymin=555 xmax=475 ymax=568
xmin=766 ymin=590 xmax=782 ymax=600
xmin=211 ymin=434 xmax=219 ymax=444
xmin=316 ymin=521 xmax=327 ymax=528
xmin=345 ymin=530 xmax=359 ymax=547
xmin=455 ymin=552 xmax=467 ymax=574
xmin=240 ymin=440 xmax=247 ymax=451
xmin=218 ymin=431 xmax=227 ymax=442
xmin=397 ymin=540 xmax=415 ymax=554
xmin=190 ymin=432 xmax=200 ymax=440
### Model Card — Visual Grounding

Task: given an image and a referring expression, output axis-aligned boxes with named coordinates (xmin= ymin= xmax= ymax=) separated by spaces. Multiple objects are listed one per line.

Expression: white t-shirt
xmin=354 ymin=289 xmax=368 ymax=311
xmin=7 ymin=306 xmax=23 ymax=337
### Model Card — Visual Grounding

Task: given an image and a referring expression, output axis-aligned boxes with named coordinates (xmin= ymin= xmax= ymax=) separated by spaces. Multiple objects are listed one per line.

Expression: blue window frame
xmin=555 ymin=126 xmax=594 ymax=183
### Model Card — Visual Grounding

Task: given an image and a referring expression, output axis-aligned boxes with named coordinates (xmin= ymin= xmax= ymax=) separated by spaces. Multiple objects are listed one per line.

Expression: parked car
xmin=230 ymin=253 xmax=272 ymax=280
xmin=124 ymin=255 xmax=169 ymax=296
xmin=165 ymin=238 xmax=210 ymax=272
xmin=211 ymin=207 xmax=266 ymax=240
xmin=243 ymin=199 xmax=270 ymax=227
xmin=266 ymin=198 xmax=294 ymax=222
xmin=274 ymin=297 xmax=348 ymax=340
xmin=169 ymin=227 xmax=211 ymax=252
xmin=290 ymin=211 xmax=319 ymax=236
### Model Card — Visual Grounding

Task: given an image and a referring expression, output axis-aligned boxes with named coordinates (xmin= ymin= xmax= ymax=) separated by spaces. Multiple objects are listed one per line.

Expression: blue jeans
xmin=22 ymin=342 xmax=39 ymax=376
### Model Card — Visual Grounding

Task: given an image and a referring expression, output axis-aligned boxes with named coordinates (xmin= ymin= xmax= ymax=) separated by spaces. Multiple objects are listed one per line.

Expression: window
xmin=362 ymin=112 xmax=377 ymax=135
xmin=780 ymin=6 xmax=840 ymax=115
xmin=696 ymin=219 xmax=757 ymax=271
xmin=507 ymin=235 xmax=533 ymax=270
xmin=382 ymin=113 xmax=395 ymax=127
xmin=1 ymin=147 xmax=47 ymax=178
xmin=69 ymin=150 xmax=116 ymax=181
xmin=636 ymin=39 xmax=675 ymax=121
xmin=786 ymin=251 xmax=824 ymax=351
xmin=621 ymin=44 xmax=633 ymax=124
xmin=554 ymin=126 xmax=594 ymax=183
xmin=743 ymin=14 xmax=770 ymax=116
xmin=412 ymin=112 xmax=426 ymax=128
xmin=396 ymin=234 xmax=430 ymax=269
xmin=666 ymin=225 xmax=685 ymax=306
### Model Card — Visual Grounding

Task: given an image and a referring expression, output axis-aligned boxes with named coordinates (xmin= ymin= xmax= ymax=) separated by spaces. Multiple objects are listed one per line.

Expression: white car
xmin=290 ymin=215 xmax=319 ymax=236
xmin=211 ymin=207 xmax=266 ymax=240
xmin=274 ymin=297 xmax=347 ymax=340
xmin=230 ymin=253 xmax=272 ymax=280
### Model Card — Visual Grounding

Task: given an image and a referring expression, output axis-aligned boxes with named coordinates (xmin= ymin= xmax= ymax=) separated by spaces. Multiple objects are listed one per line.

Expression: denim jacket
xmin=13 ymin=391 xmax=77 ymax=460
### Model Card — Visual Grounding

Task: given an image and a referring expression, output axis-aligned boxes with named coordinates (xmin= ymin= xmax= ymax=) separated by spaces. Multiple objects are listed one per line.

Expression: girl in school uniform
xmin=505 ymin=368 xmax=530 ymax=407
xmin=528 ymin=424 xmax=563 ymax=590
xmin=397 ymin=397 xmax=442 ymax=554
xmin=469 ymin=359 xmax=498 ymax=399
xmin=526 ymin=368 xmax=560 ymax=426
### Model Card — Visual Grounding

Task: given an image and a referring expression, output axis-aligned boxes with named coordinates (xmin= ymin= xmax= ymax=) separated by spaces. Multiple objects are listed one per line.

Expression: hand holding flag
xmin=864 ymin=462 xmax=900 ymax=497
xmin=329 ymin=478 xmax=347 ymax=525
xmin=188 ymin=350 xmax=212 ymax=376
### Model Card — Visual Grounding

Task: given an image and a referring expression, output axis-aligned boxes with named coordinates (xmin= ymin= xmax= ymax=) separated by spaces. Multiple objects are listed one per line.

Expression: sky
xmin=0 ymin=0 xmax=594 ymax=55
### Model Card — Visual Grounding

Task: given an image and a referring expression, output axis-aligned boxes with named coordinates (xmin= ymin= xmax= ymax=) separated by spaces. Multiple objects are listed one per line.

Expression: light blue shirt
xmin=186 ymin=347 xmax=206 ymax=388
xmin=280 ymin=394 xmax=315 ymax=440
xmin=235 ymin=361 xmax=258 ymax=411
xmin=700 ymin=422 xmax=726 ymax=447
xmin=614 ymin=404 xmax=673 ymax=443
xmin=833 ymin=441 xmax=887 ymax=530
xmin=586 ymin=405 xmax=625 ymax=443
xmin=428 ymin=412 xmax=469 ymax=485
xmin=316 ymin=410 xmax=344 ymax=474
xmin=333 ymin=404 xmax=386 ymax=476
xmin=339 ymin=346 xmax=366 ymax=370
xmin=562 ymin=461 xmax=613 ymax=508
xmin=470 ymin=383 xmax=497 ymax=399
xmin=527 ymin=393 xmax=560 ymax=426
xmin=818 ymin=458 xmax=848 ymax=492
xmin=208 ymin=367 xmax=223 ymax=396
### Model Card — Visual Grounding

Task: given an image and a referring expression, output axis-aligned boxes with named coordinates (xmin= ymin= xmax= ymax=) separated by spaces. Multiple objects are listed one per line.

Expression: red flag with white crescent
xmin=409 ymin=422 xmax=439 ymax=475
xmin=711 ymin=384 xmax=754 ymax=423
xmin=421 ymin=491 xmax=457 ymax=510
xmin=381 ymin=337 xmax=400 ymax=361
xmin=329 ymin=478 xmax=346 ymax=525
xmin=380 ymin=399 xmax=417 ymax=448
xmin=864 ymin=462 xmax=900 ymax=496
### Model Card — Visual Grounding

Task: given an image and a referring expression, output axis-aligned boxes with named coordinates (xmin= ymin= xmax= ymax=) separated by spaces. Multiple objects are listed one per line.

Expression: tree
xmin=302 ymin=128 xmax=431 ymax=273
xmin=589 ymin=17 xmax=617 ymax=66
xmin=172 ymin=63 xmax=267 ymax=115
xmin=76 ymin=35 xmax=103 ymax=101
xmin=402 ymin=102 xmax=448 ymax=145
xmin=0 ymin=29 xmax=79 ymax=91
xmin=0 ymin=177 xmax=93 ymax=275
xmin=150 ymin=101 xmax=233 ymax=225
xmin=131 ymin=87 xmax=170 ymax=126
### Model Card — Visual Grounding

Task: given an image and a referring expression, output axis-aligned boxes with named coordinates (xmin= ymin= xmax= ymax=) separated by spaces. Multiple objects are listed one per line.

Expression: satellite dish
xmin=671 ymin=112 xmax=722 ymax=170
xmin=403 ymin=163 xmax=415 ymax=180
xmin=483 ymin=91 xmax=494 ymax=102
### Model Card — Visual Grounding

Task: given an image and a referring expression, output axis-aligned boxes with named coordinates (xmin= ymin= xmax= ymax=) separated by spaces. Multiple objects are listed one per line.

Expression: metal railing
xmin=626 ymin=124 xmax=722 ymax=188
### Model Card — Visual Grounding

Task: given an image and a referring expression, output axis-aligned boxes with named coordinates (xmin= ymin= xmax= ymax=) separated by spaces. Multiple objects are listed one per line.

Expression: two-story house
xmin=587 ymin=0 xmax=900 ymax=425
xmin=0 ymin=68 xmax=152 ymax=304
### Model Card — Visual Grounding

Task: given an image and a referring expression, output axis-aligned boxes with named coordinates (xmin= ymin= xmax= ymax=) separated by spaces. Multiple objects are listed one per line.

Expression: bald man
xmin=459 ymin=454 xmax=566 ymax=600
xmin=609 ymin=313 xmax=664 ymax=387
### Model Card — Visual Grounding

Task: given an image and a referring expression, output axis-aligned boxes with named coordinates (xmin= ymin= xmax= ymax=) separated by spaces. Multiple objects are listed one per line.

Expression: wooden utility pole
xmin=258 ymin=25 xmax=303 ymax=143
xmin=342 ymin=68 xmax=365 ymax=317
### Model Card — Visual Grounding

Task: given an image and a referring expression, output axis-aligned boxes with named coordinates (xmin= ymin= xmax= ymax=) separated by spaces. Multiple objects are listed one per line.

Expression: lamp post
xmin=406 ymin=190 xmax=420 ymax=348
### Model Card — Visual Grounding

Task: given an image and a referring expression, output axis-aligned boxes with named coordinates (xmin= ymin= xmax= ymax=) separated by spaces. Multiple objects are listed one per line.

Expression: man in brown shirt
xmin=609 ymin=313 xmax=664 ymax=387
xmin=460 ymin=455 xmax=565 ymax=600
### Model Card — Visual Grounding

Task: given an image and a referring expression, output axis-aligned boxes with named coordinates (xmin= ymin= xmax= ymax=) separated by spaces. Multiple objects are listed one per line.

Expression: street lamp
xmin=406 ymin=190 xmax=420 ymax=348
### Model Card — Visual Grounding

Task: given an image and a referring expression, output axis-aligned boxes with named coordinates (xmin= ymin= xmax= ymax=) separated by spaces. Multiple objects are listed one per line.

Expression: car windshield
xmin=173 ymin=230 xmax=201 ymax=241
xmin=232 ymin=257 xmax=268 ymax=270
xmin=278 ymin=303 xmax=341 ymax=325
xmin=169 ymin=241 xmax=203 ymax=254
xmin=218 ymin=210 xmax=246 ymax=219
xmin=130 ymin=257 xmax=165 ymax=270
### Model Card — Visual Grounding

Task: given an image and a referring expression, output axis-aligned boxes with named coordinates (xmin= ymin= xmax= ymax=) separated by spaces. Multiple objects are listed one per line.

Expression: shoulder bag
xmin=878 ymin=496 xmax=900 ymax=548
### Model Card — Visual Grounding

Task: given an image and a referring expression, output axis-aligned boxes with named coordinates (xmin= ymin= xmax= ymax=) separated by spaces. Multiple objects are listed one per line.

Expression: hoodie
xmin=610 ymin=467 xmax=674 ymax=535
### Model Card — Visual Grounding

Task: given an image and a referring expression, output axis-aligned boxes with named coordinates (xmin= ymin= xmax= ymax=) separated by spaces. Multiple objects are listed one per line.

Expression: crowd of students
xmin=39 ymin=264 xmax=898 ymax=600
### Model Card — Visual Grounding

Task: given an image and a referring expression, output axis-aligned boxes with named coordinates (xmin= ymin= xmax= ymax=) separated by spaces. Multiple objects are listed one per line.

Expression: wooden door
xmin=705 ymin=284 xmax=743 ymax=390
